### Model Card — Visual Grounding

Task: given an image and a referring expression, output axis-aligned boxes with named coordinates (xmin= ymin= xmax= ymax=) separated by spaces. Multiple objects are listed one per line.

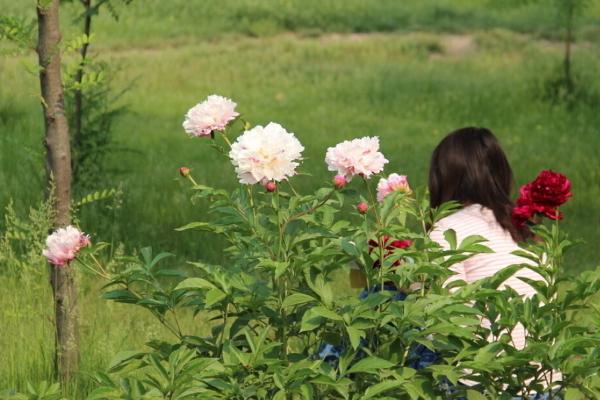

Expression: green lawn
xmin=1 ymin=0 xmax=600 ymax=395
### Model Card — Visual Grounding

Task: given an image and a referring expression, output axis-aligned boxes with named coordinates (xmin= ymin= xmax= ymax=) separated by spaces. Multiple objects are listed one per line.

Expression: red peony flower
xmin=513 ymin=170 xmax=571 ymax=227
xmin=368 ymin=235 xmax=412 ymax=268
xmin=523 ymin=170 xmax=572 ymax=208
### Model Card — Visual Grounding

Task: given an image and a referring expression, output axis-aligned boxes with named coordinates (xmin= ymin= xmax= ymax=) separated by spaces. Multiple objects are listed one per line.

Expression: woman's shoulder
xmin=434 ymin=204 xmax=493 ymax=229
xmin=431 ymin=204 xmax=505 ymax=243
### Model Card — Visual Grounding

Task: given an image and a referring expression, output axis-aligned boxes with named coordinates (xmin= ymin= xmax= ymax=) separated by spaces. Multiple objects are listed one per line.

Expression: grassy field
xmin=1 ymin=0 xmax=600 ymax=396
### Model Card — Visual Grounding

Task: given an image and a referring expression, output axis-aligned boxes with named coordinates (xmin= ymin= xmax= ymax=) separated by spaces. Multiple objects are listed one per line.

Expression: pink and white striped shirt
xmin=429 ymin=203 xmax=542 ymax=349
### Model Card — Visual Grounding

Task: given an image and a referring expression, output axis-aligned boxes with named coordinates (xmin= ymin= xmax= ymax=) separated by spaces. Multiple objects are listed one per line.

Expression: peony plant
xmin=70 ymin=96 xmax=600 ymax=400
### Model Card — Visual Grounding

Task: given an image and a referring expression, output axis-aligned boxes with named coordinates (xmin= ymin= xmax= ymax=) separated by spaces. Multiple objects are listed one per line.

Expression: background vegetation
xmin=1 ymin=0 xmax=599 ymax=397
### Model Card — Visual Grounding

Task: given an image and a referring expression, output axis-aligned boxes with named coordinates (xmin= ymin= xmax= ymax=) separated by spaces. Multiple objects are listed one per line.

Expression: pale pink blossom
xmin=229 ymin=122 xmax=304 ymax=184
xmin=42 ymin=226 xmax=90 ymax=266
xmin=182 ymin=95 xmax=239 ymax=137
xmin=325 ymin=137 xmax=388 ymax=180
xmin=376 ymin=173 xmax=410 ymax=202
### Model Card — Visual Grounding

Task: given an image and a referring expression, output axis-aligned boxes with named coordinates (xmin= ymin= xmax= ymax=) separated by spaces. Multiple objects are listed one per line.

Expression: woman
xmin=428 ymin=127 xmax=558 ymax=398
xmin=428 ymin=126 xmax=541 ymax=349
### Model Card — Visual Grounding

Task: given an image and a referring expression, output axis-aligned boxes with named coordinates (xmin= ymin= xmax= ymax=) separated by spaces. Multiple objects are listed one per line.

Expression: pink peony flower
xmin=182 ymin=95 xmax=239 ymax=137
xmin=325 ymin=137 xmax=388 ymax=180
xmin=333 ymin=174 xmax=347 ymax=189
xmin=357 ymin=202 xmax=369 ymax=214
xmin=42 ymin=225 xmax=90 ymax=266
xmin=376 ymin=173 xmax=410 ymax=202
xmin=229 ymin=122 xmax=304 ymax=184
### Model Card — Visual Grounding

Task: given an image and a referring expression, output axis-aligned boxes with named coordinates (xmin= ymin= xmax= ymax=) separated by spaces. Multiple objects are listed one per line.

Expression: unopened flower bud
xmin=179 ymin=167 xmax=191 ymax=177
xmin=357 ymin=202 xmax=368 ymax=214
xmin=264 ymin=181 xmax=277 ymax=192
xmin=333 ymin=174 xmax=347 ymax=189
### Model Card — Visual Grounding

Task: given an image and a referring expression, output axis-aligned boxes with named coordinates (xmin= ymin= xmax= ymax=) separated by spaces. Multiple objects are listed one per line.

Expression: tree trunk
xmin=36 ymin=0 xmax=79 ymax=384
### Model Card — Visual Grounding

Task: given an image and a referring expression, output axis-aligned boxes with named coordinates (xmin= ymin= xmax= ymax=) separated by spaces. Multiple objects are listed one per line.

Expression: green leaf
xmin=175 ymin=222 xmax=223 ymax=233
xmin=361 ymin=380 xmax=405 ymax=399
xmin=311 ymin=306 xmax=343 ymax=321
xmin=346 ymin=356 xmax=395 ymax=375
xmin=102 ymin=289 xmax=138 ymax=303
xmin=257 ymin=259 xmax=290 ymax=279
xmin=458 ymin=234 xmax=489 ymax=250
xmin=443 ymin=229 xmax=457 ymax=250
xmin=483 ymin=264 xmax=524 ymax=289
xmin=74 ymin=188 xmax=117 ymax=207
xmin=466 ymin=389 xmax=487 ymax=400
xmin=282 ymin=293 xmax=317 ymax=309
xmin=345 ymin=325 xmax=364 ymax=350
xmin=107 ymin=351 xmax=145 ymax=373
xmin=565 ymin=388 xmax=587 ymax=400
xmin=205 ymin=288 xmax=227 ymax=306
xmin=300 ymin=309 xmax=325 ymax=332
xmin=175 ymin=277 xmax=216 ymax=291
xmin=275 ymin=261 xmax=291 ymax=279
xmin=341 ymin=238 xmax=361 ymax=257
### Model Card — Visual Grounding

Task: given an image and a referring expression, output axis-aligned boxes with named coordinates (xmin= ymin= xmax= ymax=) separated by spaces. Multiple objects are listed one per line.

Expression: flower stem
xmin=186 ymin=174 xmax=199 ymax=187
xmin=286 ymin=179 xmax=300 ymax=196
xmin=221 ymin=132 xmax=233 ymax=148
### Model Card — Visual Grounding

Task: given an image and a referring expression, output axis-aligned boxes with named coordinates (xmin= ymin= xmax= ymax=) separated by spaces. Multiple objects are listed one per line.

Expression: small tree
xmin=554 ymin=0 xmax=590 ymax=92
xmin=65 ymin=0 xmax=133 ymax=191
xmin=36 ymin=0 xmax=78 ymax=385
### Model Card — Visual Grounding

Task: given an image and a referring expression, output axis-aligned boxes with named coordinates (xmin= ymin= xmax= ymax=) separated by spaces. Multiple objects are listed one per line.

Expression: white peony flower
xmin=325 ymin=136 xmax=388 ymax=180
xmin=182 ymin=95 xmax=239 ymax=137
xmin=42 ymin=225 xmax=91 ymax=266
xmin=229 ymin=122 xmax=304 ymax=184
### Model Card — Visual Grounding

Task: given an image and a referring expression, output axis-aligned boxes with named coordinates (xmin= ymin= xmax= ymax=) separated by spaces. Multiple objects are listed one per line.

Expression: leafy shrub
xmin=77 ymin=108 xmax=600 ymax=399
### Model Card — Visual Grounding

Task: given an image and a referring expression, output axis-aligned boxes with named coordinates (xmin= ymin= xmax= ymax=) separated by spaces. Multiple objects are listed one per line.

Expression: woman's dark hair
xmin=428 ymin=127 xmax=529 ymax=242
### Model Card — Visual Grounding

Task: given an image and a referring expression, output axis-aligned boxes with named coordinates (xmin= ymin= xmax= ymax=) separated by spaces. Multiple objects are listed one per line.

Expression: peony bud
xmin=264 ymin=181 xmax=277 ymax=192
xmin=333 ymin=174 xmax=347 ymax=189
xmin=357 ymin=202 xmax=368 ymax=214
xmin=179 ymin=167 xmax=191 ymax=177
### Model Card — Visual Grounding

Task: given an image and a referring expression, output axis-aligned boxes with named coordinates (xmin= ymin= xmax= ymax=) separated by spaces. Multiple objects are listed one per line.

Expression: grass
xmin=4 ymin=0 xmax=600 ymax=46
xmin=1 ymin=0 xmax=600 ymax=397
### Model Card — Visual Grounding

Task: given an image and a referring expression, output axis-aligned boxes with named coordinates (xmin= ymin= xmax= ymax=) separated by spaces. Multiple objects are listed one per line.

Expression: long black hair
xmin=428 ymin=127 xmax=528 ymax=242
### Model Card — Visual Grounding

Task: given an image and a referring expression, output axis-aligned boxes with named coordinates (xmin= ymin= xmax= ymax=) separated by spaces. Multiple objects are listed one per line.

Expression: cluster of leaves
xmin=0 ymin=381 xmax=64 ymax=400
xmin=80 ymin=156 xmax=600 ymax=399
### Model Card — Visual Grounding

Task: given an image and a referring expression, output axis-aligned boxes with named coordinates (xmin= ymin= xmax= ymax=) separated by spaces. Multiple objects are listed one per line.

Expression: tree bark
xmin=36 ymin=0 xmax=79 ymax=384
